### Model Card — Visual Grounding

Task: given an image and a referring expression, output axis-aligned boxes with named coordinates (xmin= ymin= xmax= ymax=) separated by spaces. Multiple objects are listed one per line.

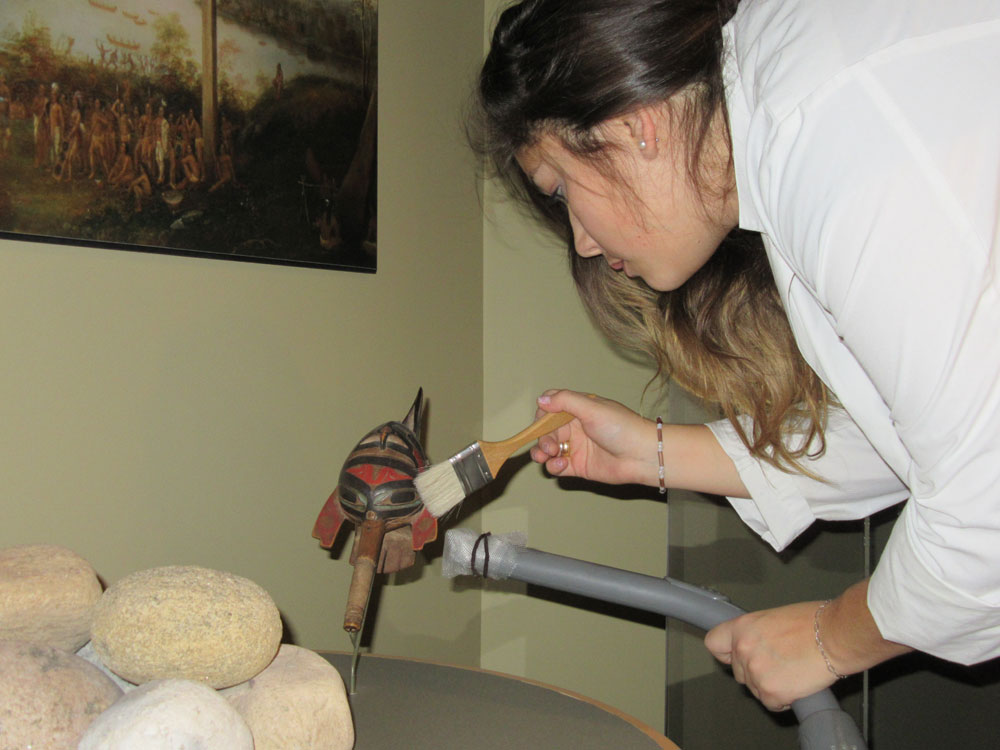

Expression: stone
xmin=222 ymin=644 xmax=355 ymax=750
xmin=91 ymin=565 xmax=282 ymax=688
xmin=76 ymin=639 xmax=137 ymax=693
xmin=0 ymin=640 xmax=123 ymax=749
xmin=0 ymin=543 xmax=103 ymax=652
xmin=77 ymin=678 xmax=254 ymax=749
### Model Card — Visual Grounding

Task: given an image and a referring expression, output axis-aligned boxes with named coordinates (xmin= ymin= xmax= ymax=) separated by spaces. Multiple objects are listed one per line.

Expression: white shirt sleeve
xmin=707 ymin=409 xmax=908 ymax=552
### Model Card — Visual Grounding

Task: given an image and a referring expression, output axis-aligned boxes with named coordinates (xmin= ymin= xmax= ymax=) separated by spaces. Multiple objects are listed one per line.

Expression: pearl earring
xmin=639 ymin=140 xmax=647 ymax=150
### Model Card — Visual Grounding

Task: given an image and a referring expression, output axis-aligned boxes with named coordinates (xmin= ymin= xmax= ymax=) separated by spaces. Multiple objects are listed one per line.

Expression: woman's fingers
xmin=705 ymin=605 xmax=836 ymax=712
xmin=704 ymin=619 xmax=734 ymax=663
xmin=532 ymin=389 xmax=589 ymax=475
xmin=707 ymin=623 xmax=785 ymax=711
xmin=535 ymin=428 xmax=576 ymax=475
xmin=543 ymin=455 xmax=571 ymax=474
xmin=537 ymin=388 xmax=600 ymax=418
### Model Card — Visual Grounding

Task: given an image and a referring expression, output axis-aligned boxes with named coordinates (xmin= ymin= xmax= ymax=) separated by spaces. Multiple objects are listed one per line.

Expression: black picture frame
xmin=0 ymin=0 xmax=377 ymax=272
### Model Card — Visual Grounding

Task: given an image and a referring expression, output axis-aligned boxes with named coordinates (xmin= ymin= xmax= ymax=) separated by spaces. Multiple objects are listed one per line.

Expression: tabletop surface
xmin=322 ymin=651 xmax=679 ymax=750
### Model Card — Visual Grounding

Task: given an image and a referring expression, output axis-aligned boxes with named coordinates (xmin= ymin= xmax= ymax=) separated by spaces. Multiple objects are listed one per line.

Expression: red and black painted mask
xmin=336 ymin=406 xmax=427 ymax=525
xmin=312 ymin=388 xmax=437 ymax=570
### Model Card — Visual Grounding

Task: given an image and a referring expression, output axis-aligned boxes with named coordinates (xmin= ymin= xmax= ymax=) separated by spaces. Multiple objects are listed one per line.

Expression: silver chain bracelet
xmin=814 ymin=599 xmax=848 ymax=680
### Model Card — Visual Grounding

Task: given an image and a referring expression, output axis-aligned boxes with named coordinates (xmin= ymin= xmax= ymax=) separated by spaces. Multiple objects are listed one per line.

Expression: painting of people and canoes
xmin=0 ymin=0 xmax=377 ymax=272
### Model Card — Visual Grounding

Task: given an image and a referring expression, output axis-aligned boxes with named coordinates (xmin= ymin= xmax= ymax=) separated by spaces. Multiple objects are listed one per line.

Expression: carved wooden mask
xmin=312 ymin=388 xmax=437 ymax=573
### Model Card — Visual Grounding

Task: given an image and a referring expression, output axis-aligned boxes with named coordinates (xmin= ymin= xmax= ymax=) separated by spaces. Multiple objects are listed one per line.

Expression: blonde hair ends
xmin=572 ymin=235 xmax=831 ymax=477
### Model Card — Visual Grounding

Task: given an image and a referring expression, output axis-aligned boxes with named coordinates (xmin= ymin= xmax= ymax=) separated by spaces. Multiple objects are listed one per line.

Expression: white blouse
xmin=713 ymin=0 xmax=1000 ymax=663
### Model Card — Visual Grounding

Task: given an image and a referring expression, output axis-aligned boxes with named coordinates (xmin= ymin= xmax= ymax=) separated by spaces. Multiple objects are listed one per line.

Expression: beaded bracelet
xmin=814 ymin=599 xmax=848 ymax=680
xmin=656 ymin=417 xmax=666 ymax=495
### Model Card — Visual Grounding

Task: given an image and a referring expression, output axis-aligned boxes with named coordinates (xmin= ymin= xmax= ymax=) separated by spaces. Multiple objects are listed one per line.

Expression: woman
xmin=474 ymin=0 xmax=1000 ymax=711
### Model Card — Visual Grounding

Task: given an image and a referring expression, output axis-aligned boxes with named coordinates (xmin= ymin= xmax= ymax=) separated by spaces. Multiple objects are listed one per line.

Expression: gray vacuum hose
xmin=442 ymin=528 xmax=866 ymax=750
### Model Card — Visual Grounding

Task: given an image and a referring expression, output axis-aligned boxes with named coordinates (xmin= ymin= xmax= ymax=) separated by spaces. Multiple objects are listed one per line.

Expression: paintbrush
xmin=415 ymin=411 xmax=575 ymax=517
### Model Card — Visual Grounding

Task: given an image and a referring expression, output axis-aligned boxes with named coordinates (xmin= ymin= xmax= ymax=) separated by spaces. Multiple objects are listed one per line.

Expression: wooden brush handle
xmin=480 ymin=411 xmax=575 ymax=475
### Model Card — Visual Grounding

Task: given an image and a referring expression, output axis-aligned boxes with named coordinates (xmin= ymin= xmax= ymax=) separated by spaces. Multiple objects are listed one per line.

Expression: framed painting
xmin=0 ymin=0 xmax=377 ymax=272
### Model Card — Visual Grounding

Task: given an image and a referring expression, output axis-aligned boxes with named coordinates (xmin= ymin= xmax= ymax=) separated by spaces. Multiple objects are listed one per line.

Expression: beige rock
xmin=0 ymin=543 xmax=103 ymax=652
xmin=0 ymin=640 xmax=123 ymax=749
xmin=222 ymin=644 xmax=355 ymax=750
xmin=91 ymin=564 xmax=282 ymax=688
xmin=78 ymin=678 xmax=254 ymax=749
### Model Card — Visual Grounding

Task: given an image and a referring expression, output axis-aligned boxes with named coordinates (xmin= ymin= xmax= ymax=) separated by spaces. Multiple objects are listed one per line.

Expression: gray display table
xmin=322 ymin=652 xmax=679 ymax=750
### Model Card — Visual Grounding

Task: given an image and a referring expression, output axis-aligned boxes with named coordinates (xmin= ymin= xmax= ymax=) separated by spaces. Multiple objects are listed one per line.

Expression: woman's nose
xmin=569 ymin=213 xmax=602 ymax=258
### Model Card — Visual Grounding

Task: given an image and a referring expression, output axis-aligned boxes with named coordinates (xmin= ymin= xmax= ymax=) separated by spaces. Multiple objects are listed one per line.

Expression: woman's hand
xmin=704 ymin=602 xmax=837 ymax=711
xmin=704 ymin=581 xmax=912 ymax=711
xmin=529 ymin=389 xmax=658 ymax=487
xmin=530 ymin=388 xmax=750 ymax=497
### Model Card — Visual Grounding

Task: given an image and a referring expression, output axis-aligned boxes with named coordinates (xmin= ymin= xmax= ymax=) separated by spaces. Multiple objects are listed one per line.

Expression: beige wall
xmin=0 ymin=0 xmax=670 ymax=734
xmin=0 ymin=0 xmax=486 ymax=666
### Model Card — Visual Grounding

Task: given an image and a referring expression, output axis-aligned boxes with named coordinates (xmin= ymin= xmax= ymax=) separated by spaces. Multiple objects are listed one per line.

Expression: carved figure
xmin=313 ymin=389 xmax=437 ymax=632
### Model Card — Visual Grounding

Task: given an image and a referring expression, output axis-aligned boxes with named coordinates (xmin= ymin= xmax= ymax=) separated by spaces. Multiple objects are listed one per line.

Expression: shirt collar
xmin=721 ymin=19 xmax=765 ymax=233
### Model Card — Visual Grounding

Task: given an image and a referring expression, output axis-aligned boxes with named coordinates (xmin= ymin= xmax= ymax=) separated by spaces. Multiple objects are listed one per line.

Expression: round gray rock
xmin=77 ymin=678 xmax=254 ymax=749
xmin=222 ymin=644 xmax=354 ymax=750
xmin=0 ymin=640 xmax=123 ymax=749
xmin=0 ymin=543 xmax=103 ymax=652
xmin=91 ymin=565 xmax=283 ymax=688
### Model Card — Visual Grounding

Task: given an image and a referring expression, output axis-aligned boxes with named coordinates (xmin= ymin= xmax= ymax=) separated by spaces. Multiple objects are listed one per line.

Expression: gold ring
xmin=558 ymin=441 xmax=570 ymax=457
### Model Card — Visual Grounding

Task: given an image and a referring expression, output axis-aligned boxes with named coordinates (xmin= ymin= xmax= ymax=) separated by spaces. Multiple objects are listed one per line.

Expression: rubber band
xmin=471 ymin=532 xmax=492 ymax=578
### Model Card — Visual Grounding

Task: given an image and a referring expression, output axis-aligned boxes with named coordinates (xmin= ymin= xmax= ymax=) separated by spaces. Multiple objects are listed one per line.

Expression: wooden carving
xmin=313 ymin=388 xmax=437 ymax=632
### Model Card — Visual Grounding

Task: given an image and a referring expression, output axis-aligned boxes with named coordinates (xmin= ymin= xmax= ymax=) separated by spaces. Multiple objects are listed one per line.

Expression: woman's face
xmin=516 ymin=118 xmax=737 ymax=292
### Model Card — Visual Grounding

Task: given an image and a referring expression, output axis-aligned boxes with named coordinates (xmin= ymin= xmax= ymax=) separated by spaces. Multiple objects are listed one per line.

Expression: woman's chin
xmin=644 ymin=275 xmax=683 ymax=293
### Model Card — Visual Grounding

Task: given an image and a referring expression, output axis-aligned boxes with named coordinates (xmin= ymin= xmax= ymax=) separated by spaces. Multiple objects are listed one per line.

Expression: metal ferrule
xmin=449 ymin=443 xmax=494 ymax=497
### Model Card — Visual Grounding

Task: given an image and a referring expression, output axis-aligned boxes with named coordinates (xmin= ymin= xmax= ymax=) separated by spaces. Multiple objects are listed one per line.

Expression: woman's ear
xmin=623 ymin=105 xmax=661 ymax=160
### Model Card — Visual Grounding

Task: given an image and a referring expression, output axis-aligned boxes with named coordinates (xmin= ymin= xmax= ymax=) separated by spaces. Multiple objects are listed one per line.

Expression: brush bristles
xmin=414 ymin=461 xmax=467 ymax=517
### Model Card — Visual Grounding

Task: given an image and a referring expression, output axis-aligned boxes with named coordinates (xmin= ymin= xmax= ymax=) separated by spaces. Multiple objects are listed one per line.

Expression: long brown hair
xmin=473 ymin=0 xmax=830 ymax=473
